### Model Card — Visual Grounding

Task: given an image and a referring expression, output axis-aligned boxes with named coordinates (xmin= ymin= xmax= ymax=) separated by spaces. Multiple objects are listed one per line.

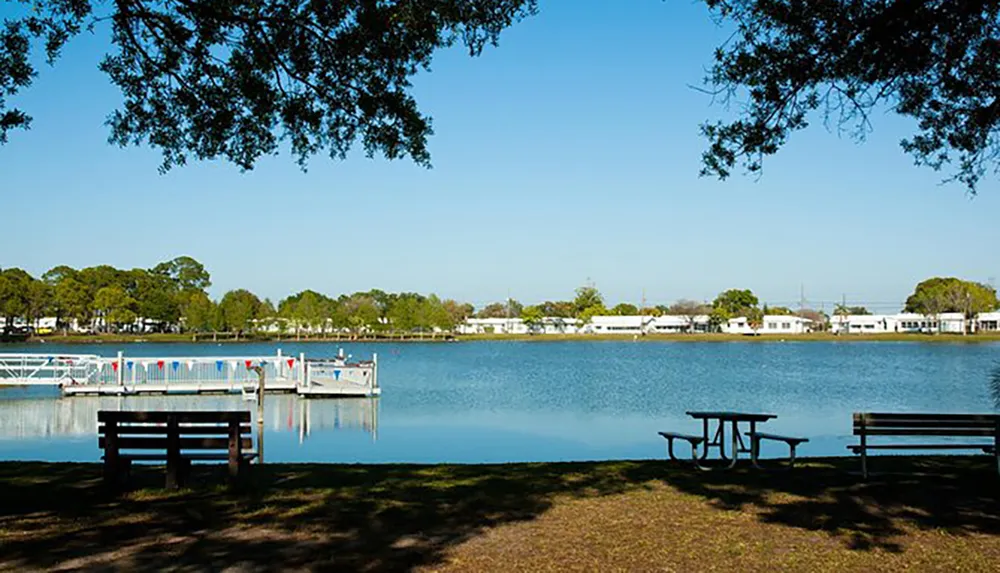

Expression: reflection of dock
xmin=297 ymin=397 xmax=378 ymax=443
xmin=0 ymin=393 xmax=379 ymax=442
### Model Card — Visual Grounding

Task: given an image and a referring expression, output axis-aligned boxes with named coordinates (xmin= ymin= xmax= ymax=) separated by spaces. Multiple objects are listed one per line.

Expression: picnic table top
xmin=685 ymin=411 xmax=776 ymax=422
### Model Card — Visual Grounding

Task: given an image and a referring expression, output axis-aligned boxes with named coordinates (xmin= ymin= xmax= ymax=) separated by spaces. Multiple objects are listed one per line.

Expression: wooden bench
xmin=748 ymin=431 xmax=809 ymax=469
xmin=99 ymin=410 xmax=257 ymax=488
xmin=658 ymin=431 xmax=706 ymax=462
xmin=848 ymin=412 xmax=1000 ymax=478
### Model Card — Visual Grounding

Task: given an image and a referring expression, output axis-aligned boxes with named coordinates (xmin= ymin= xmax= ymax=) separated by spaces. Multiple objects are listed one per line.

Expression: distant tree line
xmin=2 ymin=260 xmax=997 ymax=336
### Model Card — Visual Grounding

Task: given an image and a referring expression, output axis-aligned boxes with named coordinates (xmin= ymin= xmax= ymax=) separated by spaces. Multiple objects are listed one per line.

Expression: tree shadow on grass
xmin=634 ymin=455 xmax=1000 ymax=553
xmin=0 ymin=456 xmax=998 ymax=570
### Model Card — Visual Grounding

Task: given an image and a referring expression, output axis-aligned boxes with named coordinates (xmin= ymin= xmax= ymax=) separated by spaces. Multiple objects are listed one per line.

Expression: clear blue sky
xmin=1 ymin=0 xmax=997 ymax=314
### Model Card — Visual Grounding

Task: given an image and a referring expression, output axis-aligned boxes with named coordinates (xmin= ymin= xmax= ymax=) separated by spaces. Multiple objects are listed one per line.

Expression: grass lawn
xmin=2 ymin=457 xmax=999 ymax=571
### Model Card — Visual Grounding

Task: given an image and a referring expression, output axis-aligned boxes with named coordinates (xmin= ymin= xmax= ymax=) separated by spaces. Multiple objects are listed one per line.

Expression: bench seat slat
xmin=853 ymin=419 xmax=998 ymax=429
xmin=749 ymin=432 xmax=809 ymax=444
xmin=657 ymin=431 xmax=705 ymax=443
xmin=855 ymin=413 xmax=999 ymax=422
xmin=100 ymin=425 xmax=251 ymax=436
xmin=98 ymin=411 xmax=250 ymax=424
xmin=109 ymin=452 xmax=259 ymax=461
xmin=853 ymin=428 xmax=996 ymax=437
xmin=848 ymin=444 xmax=993 ymax=450
xmin=99 ymin=437 xmax=253 ymax=450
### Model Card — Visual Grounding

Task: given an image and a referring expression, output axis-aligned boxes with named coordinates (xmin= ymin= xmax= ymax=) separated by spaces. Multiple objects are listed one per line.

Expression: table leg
xmin=700 ymin=418 xmax=710 ymax=460
xmin=750 ymin=420 xmax=763 ymax=469
xmin=727 ymin=421 xmax=739 ymax=468
xmin=717 ymin=420 xmax=729 ymax=461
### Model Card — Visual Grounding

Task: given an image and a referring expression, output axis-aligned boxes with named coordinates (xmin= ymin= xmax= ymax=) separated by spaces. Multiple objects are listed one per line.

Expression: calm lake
xmin=0 ymin=341 xmax=997 ymax=463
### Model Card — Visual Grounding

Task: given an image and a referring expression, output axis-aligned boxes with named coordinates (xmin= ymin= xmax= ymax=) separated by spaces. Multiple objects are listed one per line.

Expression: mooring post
xmin=116 ymin=351 xmax=124 ymax=386
xmin=248 ymin=365 xmax=266 ymax=464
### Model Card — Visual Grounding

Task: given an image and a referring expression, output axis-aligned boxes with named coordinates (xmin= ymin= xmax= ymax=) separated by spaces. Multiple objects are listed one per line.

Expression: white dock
xmin=0 ymin=349 xmax=380 ymax=398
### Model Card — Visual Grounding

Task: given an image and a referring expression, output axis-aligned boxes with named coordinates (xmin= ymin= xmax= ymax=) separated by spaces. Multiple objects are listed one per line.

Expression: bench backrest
xmin=853 ymin=413 xmax=1000 ymax=437
xmin=98 ymin=410 xmax=252 ymax=451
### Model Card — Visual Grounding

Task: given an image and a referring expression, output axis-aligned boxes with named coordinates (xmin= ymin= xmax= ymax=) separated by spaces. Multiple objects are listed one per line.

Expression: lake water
xmin=0 ymin=341 xmax=998 ymax=463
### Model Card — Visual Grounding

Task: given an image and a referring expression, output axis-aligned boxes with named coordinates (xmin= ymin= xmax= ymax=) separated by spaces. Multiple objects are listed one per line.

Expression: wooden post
xmin=166 ymin=415 xmax=180 ymax=489
xmin=228 ymin=419 xmax=240 ymax=480
xmin=860 ymin=414 xmax=868 ymax=479
xmin=103 ymin=419 xmax=119 ymax=485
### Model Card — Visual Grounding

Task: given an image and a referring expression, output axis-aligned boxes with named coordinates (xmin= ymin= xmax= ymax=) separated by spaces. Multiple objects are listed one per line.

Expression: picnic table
xmin=686 ymin=411 xmax=776 ymax=469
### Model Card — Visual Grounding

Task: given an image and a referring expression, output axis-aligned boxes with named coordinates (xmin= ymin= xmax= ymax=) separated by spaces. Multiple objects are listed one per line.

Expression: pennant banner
xmin=187 ymin=360 xmax=196 ymax=370
xmin=156 ymin=360 xmax=164 ymax=371
xmin=286 ymin=358 xmax=295 ymax=369
xmin=244 ymin=359 xmax=252 ymax=369
xmin=171 ymin=361 xmax=180 ymax=372
xmin=112 ymin=362 xmax=119 ymax=372
xmin=126 ymin=361 xmax=134 ymax=370
xmin=216 ymin=360 xmax=224 ymax=372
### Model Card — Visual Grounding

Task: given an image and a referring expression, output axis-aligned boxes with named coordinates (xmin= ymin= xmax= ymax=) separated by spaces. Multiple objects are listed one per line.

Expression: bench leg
xmin=665 ymin=438 xmax=701 ymax=464
xmin=861 ymin=444 xmax=868 ymax=480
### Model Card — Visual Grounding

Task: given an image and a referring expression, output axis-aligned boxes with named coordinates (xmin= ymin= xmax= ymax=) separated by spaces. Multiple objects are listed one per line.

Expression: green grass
xmin=2 ymin=457 xmax=1000 ymax=571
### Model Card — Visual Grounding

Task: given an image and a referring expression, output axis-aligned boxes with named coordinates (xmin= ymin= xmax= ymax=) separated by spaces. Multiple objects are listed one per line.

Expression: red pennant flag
xmin=112 ymin=362 xmax=119 ymax=372
xmin=245 ymin=360 xmax=252 ymax=369
xmin=156 ymin=360 xmax=164 ymax=370
xmin=287 ymin=359 xmax=294 ymax=369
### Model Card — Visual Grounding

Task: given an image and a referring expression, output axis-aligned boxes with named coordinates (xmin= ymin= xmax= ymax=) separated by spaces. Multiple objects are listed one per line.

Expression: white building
xmin=893 ymin=312 xmax=966 ymax=334
xmin=648 ymin=314 xmax=711 ymax=333
xmin=978 ymin=312 xmax=1000 ymax=332
xmin=722 ymin=315 xmax=813 ymax=335
xmin=831 ymin=312 xmax=973 ymax=334
xmin=829 ymin=314 xmax=895 ymax=334
xmin=532 ymin=317 xmax=580 ymax=335
xmin=584 ymin=315 xmax=655 ymax=335
xmin=457 ymin=318 xmax=528 ymax=335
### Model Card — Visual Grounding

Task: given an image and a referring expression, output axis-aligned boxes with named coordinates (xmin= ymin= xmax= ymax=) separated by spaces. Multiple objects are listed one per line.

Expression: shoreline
xmin=9 ymin=331 xmax=1000 ymax=345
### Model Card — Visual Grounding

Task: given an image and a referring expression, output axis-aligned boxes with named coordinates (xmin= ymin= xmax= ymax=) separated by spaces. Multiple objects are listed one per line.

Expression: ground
xmin=2 ymin=457 xmax=999 ymax=571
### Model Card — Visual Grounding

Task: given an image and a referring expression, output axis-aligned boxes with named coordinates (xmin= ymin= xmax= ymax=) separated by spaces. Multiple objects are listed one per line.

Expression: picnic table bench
xmin=849 ymin=412 xmax=1000 ymax=478
xmin=99 ymin=410 xmax=257 ymax=488
xmin=659 ymin=411 xmax=808 ymax=470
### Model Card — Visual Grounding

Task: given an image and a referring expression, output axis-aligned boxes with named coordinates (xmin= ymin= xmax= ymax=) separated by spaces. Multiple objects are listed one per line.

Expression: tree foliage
xmin=711 ymin=288 xmax=759 ymax=320
xmin=904 ymin=277 xmax=999 ymax=316
xmin=610 ymin=302 xmax=639 ymax=316
xmin=2 ymin=0 xmax=536 ymax=171
xmin=700 ymin=0 xmax=1000 ymax=192
xmin=573 ymin=283 xmax=603 ymax=317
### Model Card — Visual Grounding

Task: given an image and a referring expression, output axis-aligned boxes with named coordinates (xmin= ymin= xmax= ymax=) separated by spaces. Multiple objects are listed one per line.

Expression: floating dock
xmin=0 ymin=349 xmax=379 ymax=398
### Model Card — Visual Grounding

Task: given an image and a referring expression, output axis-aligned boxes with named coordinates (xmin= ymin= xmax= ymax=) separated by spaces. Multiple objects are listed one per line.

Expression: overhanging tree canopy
xmin=700 ymin=0 xmax=1000 ymax=192
xmin=5 ymin=1 xmax=1000 ymax=191
xmin=1 ymin=0 xmax=536 ymax=170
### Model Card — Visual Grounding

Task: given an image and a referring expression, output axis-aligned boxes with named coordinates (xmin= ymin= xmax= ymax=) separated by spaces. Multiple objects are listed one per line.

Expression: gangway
xmin=0 ymin=349 xmax=379 ymax=398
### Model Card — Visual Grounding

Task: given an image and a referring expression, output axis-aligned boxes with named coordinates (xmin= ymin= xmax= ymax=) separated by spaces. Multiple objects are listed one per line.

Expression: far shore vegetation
xmin=18 ymin=331 xmax=1000 ymax=345
xmin=2 ymin=258 xmax=998 ymax=341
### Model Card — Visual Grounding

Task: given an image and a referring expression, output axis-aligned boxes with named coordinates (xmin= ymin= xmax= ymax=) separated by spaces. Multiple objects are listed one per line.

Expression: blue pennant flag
xmin=126 ymin=361 xmax=133 ymax=370
xmin=216 ymin=360 xmax=224 ymax=372
xmin=172 ymin=361 xmax=180 ymax=371
xmin=333 ymin=369 xmax=341 ymax=381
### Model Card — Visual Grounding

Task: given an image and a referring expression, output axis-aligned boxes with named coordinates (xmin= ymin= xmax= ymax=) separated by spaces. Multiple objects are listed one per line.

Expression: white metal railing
xmin=304 ymin=356 xmax=378 ymax=392
xmin=0 ymin=354 xmax=102 ymax=385
xmin=105 ymin=350 xmax=305 ymax=390
xmin=0 ymin=349 xmax=378 ymax=396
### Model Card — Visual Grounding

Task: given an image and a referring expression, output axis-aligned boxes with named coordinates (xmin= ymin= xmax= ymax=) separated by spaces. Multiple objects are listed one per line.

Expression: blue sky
xmin=1 ymin=0 xmax=997 ymax=313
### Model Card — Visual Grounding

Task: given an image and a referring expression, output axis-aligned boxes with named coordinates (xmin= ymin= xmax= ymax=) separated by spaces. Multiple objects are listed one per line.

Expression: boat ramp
xmin=0 ymin=349 xmax=379 ymax=398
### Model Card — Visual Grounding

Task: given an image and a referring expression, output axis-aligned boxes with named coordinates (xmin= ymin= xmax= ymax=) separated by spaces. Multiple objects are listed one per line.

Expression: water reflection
xmin=0 ymin=390 xmax=378 ymax=444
